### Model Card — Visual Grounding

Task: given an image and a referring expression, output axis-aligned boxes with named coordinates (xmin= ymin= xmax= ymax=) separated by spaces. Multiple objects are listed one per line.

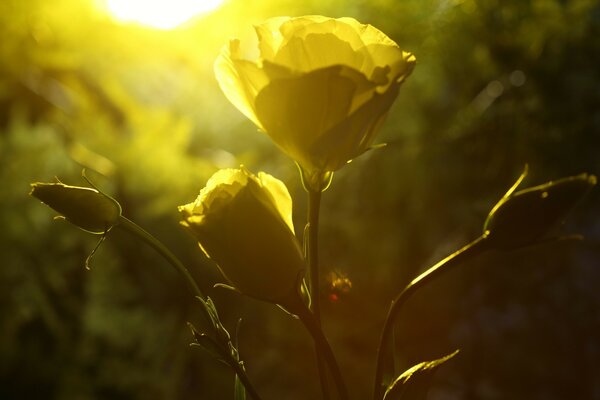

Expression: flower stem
xmin=372 ymin=235 xmax=491 ymax=400
xmin=117 ymin=216 xmax=263 ymax=400
xmin=230 ymin=361 xmax=263 ymax=400
xmin=307 ymin=188 xmax=331 ymax=399
xmin=117 ymin=216 xmax=205 ymax=299
xmin=307 ymin=188 xmax=322 ymax=320
xmin=296 ymin=301 xmax=349 ymax=400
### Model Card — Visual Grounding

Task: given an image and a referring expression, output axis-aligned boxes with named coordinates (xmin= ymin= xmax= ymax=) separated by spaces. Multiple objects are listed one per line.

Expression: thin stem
xmin=296 ymin=302 xmax=349 ymax=400
xmin=230 ymin=360 xmax=263 ymax=400
xmin=372 ymin=235 xmax=491 ymax=400
xmin=117 ymin=216 xmax=263 ymax=400
xmin=307 ymin=188 xmax=331 ymax=399
xmin=117 ymin=216 xmax=204 ymax=299
xmin=307 ymin=188 xmax=322 ymax=321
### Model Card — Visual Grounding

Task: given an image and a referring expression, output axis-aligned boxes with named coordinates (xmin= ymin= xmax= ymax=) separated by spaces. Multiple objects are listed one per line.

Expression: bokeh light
xmin=103 ymin=0 xmax=224 ymax=29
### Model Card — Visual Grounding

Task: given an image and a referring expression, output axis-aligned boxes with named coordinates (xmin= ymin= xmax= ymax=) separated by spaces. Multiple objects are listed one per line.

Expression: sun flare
xmin=104 ymin=0 xmax=224 ymax=29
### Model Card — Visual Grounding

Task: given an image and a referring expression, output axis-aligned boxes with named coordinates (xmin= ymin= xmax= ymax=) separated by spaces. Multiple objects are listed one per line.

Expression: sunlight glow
xmin=104 ymin=0 xmax=224 ymax=29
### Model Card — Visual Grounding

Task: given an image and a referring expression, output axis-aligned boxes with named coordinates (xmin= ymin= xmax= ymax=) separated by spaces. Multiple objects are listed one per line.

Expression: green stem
xmin=117 ymin=216 xmax=204 ymax=299
xmin=296 ymin=302 xmax=349 ymax=400
xmin=372 ymin=235 xmax=491 ymax=400
xmin=117 ymin=216 xmax=263 ymax=400
xmin=307 ymin=189 xmax=322 ymax=320
xmin=307 ymin=189 xmax=331 ymax=399
xmin=230 ymin=360 xmax=263 ymax=400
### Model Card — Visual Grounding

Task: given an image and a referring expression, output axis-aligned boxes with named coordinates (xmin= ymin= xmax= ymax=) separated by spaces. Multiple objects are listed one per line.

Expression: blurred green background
xmin=1 ymin=0 xmax=599 ymax=398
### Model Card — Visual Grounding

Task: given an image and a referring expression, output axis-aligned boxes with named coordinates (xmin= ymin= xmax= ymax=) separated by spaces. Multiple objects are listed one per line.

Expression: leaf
xmin=187 ymin=322 xmax=227 ymax=362
xmin=383 ymin=350 xmax=459 ymax=400
xmin=234 ymin=372 xmax=247 ymax=400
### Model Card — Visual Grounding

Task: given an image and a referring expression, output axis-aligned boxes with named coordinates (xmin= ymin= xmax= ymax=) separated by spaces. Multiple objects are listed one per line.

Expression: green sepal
xmin=297 ymin=162 xmax=334 ymax=192
xmin=383 ymin=350 xmax=459 ymax=400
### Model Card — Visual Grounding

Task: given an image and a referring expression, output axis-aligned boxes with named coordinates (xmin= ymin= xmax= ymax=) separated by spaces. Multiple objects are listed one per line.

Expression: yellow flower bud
xmin=215 ymin=15 xmax=416 ymax=175
xmin=179 ymin=167 xmax=306 ymax=308
xmin=30 ymin=182 xmax=122 ymax=234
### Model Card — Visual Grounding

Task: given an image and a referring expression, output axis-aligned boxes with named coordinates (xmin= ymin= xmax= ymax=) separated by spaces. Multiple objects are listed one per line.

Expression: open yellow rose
xmin=179 ymin=167 xmax=305 ymax=309
xmin=215 ymin=15 xmax=416 ymax=176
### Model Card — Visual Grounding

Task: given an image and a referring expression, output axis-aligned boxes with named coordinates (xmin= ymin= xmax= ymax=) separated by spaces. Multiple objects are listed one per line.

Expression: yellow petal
xmin=274 ymin=32 xmax=364 ymax=72
xmin=214 ymin=40 xmax=266 ymax=129
xmin=254 ymin=65 xmax=359 ymax=168
xmin=308 ymin=82 xmax=401 ymax=172
xmin=254 ymin=16 xmax=290 ymax=61
xmin=257 ymin=171 xmax=295 ymax=234
xmin=347 ymin=19 xmax=398 ymax=48
xmin=179 ymin=167 xmax=305 ymax=306
xmin=365 ymin=44 xmax=416 ymax=86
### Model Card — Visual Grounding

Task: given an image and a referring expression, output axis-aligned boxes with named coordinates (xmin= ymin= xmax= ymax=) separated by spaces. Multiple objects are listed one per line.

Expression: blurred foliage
xmin=1 ymin=0 xmax=599 ymax=399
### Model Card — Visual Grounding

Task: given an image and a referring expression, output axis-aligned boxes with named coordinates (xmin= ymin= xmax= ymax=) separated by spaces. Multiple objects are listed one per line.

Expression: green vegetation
xmin=1 ymin=0 xmax=599 ymax=398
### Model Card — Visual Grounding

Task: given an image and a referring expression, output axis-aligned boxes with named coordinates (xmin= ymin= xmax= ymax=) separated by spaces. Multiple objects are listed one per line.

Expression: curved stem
xmin=372 ymin=235 xmax=491 ymax=400
xmin=117 ymin=216 xmax=205 ymax=299
xmin=117 ymin=216 xmax=263 ymax=400
xmin=296 ymin=302 xmax=349 ymax=400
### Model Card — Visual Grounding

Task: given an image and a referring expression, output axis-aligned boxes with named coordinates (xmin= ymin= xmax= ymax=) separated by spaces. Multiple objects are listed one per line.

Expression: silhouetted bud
xmin=30 ymin=181 xmax=122 ymax=234
xmin=484 ymin=172 xmax=596 ymax=249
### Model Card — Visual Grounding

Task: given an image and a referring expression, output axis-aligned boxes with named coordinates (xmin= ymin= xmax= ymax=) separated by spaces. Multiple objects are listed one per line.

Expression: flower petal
xmin=274 ymin=32 xmax=364 ymax=72
xmin=309 ymin=82 xmax=401 ymax=171
xmin=254 ymin=16 xmax=290 ymax=61
xmin=257 ymin=171 xmax=295 ymax=234
xmin=254 ymin=65 xmax=359 ymax=168
xmin=214 ymin=40 xmax=267 ymax=129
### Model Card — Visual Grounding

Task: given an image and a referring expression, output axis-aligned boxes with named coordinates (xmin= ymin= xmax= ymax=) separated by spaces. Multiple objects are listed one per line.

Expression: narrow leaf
xmin=234 ymin=372 xmax=246 ymax=400
xmin=383 ymin=350 xmax=459 ymax=400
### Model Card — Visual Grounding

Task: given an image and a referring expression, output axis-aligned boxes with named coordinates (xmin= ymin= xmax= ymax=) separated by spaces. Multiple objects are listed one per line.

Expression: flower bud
xmin=30 ymin=181 xmax=122 ymax=234
xmin=179 ymin=167 xmax=306 ymax=309
xmin=484 ymin=173 xmax=596 ymax=249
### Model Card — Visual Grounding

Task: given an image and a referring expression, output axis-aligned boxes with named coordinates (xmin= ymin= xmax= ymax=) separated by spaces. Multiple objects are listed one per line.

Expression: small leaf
xmin=84 ymin=231 xmax=108 ymax=270
xmin=234 ymin=372 xmax=247 ymax=400
xmin=214 ymin=283 xmax=241 ymax=294
xmin=187 ymin=322 xmax=227 ymax=362
xmin=383 ymin=350 xmax=459 ymax=400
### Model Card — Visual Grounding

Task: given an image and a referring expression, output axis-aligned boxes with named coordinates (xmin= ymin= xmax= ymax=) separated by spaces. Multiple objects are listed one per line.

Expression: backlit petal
xmin=254 ymin=66 xmax=358 ymax=168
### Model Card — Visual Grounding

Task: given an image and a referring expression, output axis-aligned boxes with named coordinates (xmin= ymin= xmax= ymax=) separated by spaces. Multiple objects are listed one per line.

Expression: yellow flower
xmin=215 ymin=15 xmax=416 ymax=176
xmin=179 ymin=167 xmax=305 ymax=308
